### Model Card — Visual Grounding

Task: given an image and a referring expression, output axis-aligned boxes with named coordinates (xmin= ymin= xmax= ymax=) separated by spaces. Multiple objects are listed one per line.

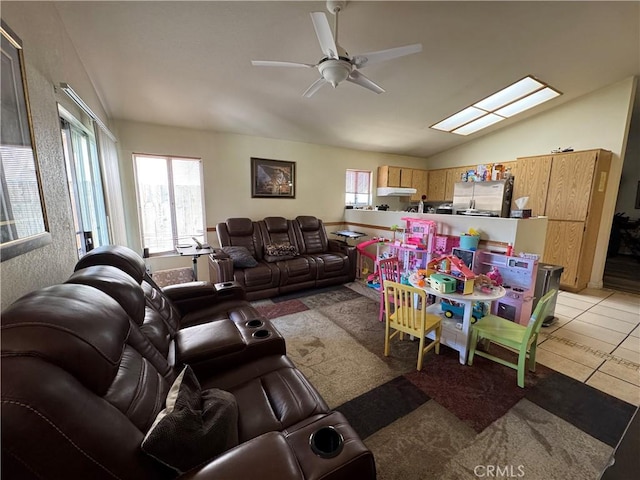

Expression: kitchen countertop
xmin=343 ymin=209 xmax=548 ymax=256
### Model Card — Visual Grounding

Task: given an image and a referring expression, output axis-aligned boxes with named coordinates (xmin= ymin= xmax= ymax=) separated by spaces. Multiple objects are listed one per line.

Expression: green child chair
xmin=467 ymin=289 xmax=557 ymax=388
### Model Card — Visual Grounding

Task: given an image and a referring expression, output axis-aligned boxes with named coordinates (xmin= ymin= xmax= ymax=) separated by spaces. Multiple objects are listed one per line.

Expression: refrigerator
xmin=452 ymin=178 xmax=514 ymax=217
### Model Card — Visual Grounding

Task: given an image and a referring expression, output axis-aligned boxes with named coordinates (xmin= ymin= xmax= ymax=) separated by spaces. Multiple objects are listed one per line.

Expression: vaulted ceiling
xmin=54 ymin=1 xmax=640 ymax=157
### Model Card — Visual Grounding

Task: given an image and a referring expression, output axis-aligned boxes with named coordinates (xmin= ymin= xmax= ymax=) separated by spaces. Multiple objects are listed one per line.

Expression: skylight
xmin=430 ymin=76 xmax=561 ymax=136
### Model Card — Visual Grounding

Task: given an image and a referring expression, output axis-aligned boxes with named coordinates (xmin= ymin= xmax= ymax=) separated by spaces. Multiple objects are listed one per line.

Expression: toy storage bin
xmin=459 ymin=234 xmax=480 ymax=250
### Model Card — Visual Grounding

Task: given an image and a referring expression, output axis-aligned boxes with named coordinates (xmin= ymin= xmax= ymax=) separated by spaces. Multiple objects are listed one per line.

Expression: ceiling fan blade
xmin=310 ymin=12 xmax=338 ymax=59
xmin=352 ymin=43 xmax=422 ymax=69
xmin=302 ymin=77 xmax=328 ymax=98
xmin=346 ymin=71 xmax=385 ymax=94
xmin=251 ymin=60 xmax=315 ymax=68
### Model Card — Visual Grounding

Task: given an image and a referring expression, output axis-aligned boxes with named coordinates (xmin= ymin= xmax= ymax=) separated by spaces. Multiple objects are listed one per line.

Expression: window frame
xmin=133 ymin=153 xmax=206 ymax=256
xmin=345 ymin=169 xmax=372 ymax=207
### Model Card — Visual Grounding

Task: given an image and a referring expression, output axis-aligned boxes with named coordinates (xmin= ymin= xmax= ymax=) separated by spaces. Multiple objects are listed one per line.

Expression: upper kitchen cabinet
xmin=511 ymin=155 xmax=552 ymax=216
xmin=545 ymin=150 xmax=611 ymax=221
xmin=410 ymin=169 xmax=428 ymax=201
xmin=445 ymin=167 xmax=469 ymax=200
xmin=377 ymin=166 xmax=413 ymax=188
xmin=427 ymin=169 xmax=447 ymax=201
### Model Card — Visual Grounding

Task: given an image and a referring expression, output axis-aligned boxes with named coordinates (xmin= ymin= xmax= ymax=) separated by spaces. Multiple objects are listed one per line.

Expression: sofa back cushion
xmin=217 ymin=218 xmax=264 ymax=260
xmin=1 ymin=284 xmax=175 ymax=479
xmin=259 ymin=217 xmax=301 ymax=262
xmin=294 ymin=216 xmax=329 ymax=254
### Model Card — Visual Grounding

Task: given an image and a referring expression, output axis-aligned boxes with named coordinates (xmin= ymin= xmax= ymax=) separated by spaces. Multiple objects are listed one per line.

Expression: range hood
xmin=377 ymin=187 xmax=417 ymax=197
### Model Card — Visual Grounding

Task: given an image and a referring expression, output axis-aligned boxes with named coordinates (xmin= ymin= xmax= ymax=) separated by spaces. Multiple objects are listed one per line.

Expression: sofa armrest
xmin=208 ymin=250 xmax=234 ymax=283
xmin=163 ymin=281 xmax=246 ymax=317
xmin=181 ymin=432 xmax=304 ymax=480
xmin=328 ymin=240 xmax=357 ymax=281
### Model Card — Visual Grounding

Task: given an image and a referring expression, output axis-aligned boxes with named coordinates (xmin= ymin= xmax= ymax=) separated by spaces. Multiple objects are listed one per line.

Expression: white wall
xmin=0 ymin=3 xmax=113 ymax=309
xmin=115 ymin=121 xmax=429 ymax=274
xmin=425 ymin=77 xmax=637 ymax=288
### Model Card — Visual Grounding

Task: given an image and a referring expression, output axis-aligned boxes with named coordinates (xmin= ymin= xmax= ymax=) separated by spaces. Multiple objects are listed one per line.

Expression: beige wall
xmin=425 ymin=77 xmax=637 ymax=288
xmin=0 ymin=2 xmax=113 ymax=309
xmin=115 ymin=120 xmax=428 ymax=262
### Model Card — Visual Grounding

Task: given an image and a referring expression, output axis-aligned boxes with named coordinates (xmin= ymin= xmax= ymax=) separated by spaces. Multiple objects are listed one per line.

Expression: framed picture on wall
xmin=251 ymin=157 xmax=296 ymax=198
xmin=1 ymin=21 xmax=51 ymax=262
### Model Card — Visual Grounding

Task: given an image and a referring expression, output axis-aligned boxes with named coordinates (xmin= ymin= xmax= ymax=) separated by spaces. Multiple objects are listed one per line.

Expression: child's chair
xmin=378 ymin=257 xmax=401 ymax=322
xmin=383 ymin=280 xmax=442 ymax=370
xmin=467 ymin=289 xmax=557 ymax=387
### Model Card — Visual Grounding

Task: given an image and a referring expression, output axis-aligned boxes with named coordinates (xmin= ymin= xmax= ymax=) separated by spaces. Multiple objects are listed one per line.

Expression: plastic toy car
xmin=440 ymin=300 xmax=486 ymax=323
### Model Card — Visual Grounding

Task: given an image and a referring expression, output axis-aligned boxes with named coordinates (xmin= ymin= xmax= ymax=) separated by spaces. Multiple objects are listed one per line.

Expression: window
xmin=345 ymin=169 xmax=371 ymax=206
xmin=60 ymin=108 xmax=110 ymax=257
xmin=134 ymin=154 xmax=205 ymax=255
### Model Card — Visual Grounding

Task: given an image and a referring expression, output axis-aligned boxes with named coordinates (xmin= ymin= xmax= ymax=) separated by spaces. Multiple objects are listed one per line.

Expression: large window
xmin=134 ymin=154 xmax=205 ymax=254
xmin=345 ymin=169 xmax=372 ymax=207
xmin=60 ymin=110 xmax=110 ymax=257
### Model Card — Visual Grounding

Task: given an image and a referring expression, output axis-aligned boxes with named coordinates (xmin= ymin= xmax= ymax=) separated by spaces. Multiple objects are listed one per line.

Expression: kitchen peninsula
xmin=344 ymin=210 xmax=548 ymax=256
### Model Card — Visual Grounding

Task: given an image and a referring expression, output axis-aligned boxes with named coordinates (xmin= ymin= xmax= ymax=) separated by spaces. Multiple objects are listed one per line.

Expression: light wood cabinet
xmin=535 ymin=149 xmax=612 ymax=291
xmin=445 ymin=167 xmax=469 ymax=201
xmin=511 ymin=155 xmax=552 ymax=216
xmin=543 ymin=220 xmax=585 ymax=288
xmin=427 ymin=169 xmax=447 ymax=201
xmin=377 ymin=166 xmax=413 ymax=188
xmin=546 ymin=151 xmax=600 ymax=221
xmin=410 ymin=169 xmax=428 ymax=201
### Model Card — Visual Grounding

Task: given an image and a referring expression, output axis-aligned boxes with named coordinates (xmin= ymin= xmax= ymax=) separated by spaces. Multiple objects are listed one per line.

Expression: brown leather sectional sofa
xmin=209 ymin=216 xmax=357 ymax=300
xmin=1 ymin=245 xmax=375 ymax=480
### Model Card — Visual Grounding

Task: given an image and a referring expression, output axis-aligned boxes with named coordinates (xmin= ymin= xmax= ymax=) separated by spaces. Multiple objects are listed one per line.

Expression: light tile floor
xmin=536 ymin=288 xmax=640 ymax=406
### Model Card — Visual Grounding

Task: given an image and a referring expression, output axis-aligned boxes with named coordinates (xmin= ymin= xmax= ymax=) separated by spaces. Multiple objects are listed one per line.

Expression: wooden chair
xmin=383 ymin=280 xmax=442 ymax=371
xmin=378 ymin=256 xmax=401 ymax=322
xmin=467 ymin=289 xmax=557 ymax=388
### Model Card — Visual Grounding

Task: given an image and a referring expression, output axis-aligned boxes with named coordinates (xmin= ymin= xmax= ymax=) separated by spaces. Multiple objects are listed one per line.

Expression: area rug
xmin=255 ymin=283 xmax=637 ymax=480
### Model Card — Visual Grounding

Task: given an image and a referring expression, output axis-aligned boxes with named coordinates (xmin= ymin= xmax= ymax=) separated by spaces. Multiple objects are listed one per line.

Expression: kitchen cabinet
xmin=427 ymin=169 xmax=447 ymax=201
xmin=543 ymin=220 xmax=585 ymax=288
xmin=445 ymin=167 xmax=470 ymax=200
xmin=377 ymin=166 xmax=413 ymax=188
xmin=511 ymin=155 xmax=552 ymax=216
xmin=410 ymin=169 xmax=428 ymax=201
xmin=534 ymin=149 xmax=612 ymax=291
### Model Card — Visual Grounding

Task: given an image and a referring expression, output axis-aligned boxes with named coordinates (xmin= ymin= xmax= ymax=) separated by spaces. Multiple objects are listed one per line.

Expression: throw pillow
xmin=141 ymin=365 xmax=239 ymax=473
xmin=221 ymin=246 xmax=258 ymax=268
xmin=264 ymin=242 xmax=299 ymax=263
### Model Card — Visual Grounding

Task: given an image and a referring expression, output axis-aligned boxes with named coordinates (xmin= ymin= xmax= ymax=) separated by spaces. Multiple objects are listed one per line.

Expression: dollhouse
xmin=426 ymin=254 xmax=477 ymax=294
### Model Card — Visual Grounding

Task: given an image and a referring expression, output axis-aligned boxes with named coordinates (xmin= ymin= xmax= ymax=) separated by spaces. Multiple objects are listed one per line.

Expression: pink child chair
xmin=378 ymin=257 xmax=401 ymax=322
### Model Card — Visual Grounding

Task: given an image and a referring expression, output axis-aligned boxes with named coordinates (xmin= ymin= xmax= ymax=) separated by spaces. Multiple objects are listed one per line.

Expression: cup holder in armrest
xmin=251 ymin=329 xmax=271 ymax=339
xmin=309 ymin=426 xmax=344 ymax=459
xmin=220 ymin=282 xmax=235 ymax=287
xmin=245 ymin=319 xmax=264 ymax=329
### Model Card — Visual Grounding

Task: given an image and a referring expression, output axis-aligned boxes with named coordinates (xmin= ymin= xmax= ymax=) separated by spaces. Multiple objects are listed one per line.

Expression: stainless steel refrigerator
xmin=452 ymin=177 xmax=514 ymax=217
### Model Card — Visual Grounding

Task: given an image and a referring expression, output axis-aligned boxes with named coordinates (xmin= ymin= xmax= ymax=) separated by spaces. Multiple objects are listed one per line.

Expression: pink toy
xmin=486 ymin=266 xmax=503 ymax=286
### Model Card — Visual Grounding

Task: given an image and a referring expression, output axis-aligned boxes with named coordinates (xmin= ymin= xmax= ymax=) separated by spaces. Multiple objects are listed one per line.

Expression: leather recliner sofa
xmin=1 ymin=246 xmax=376 ymax=480
xmin=209 ymin=216 xmax=357 ymax=300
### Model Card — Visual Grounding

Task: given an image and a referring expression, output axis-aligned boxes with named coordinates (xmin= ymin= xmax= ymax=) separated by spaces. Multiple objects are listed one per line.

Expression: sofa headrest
xmin=1 ymin=284 xmax=129 ymax=396
xmin=75 ymin=245 xmax=146 ymax=284
xmin=66 ymin=265 xmax=146 ymax=326
xmin=224 ymin=218 xmax=254 ymax=236
xmin=296 ymin=215 xmax=320 ymax=231
xmin=263 ymin=216 xmax=289 ymax=233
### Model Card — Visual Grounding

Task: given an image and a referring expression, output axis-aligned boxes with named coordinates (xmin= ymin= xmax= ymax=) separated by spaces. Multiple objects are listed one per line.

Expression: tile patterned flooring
xmin=536 ymin=288 xmax=640 ymax=406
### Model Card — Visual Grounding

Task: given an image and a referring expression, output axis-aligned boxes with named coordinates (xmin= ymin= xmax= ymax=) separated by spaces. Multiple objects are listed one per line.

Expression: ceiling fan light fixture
xmin=319 ymin=60 xmax=351 ymax=87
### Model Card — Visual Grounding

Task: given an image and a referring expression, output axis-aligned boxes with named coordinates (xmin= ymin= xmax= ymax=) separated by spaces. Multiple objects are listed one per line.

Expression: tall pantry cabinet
xmin=517 ymin=149 xmax=612 ymax=291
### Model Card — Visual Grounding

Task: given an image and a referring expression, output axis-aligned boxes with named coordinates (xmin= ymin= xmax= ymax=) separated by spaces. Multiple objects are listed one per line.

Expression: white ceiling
xmin=54 ymin=1 xmax=640 ymax=158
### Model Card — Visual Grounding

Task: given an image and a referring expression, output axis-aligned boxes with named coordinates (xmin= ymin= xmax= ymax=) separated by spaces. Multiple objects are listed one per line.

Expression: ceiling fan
xmin=251 ymin=0 xmax=422 ymax=97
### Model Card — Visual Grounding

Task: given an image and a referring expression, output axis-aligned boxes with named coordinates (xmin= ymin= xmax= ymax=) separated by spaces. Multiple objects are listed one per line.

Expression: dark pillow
xmin=141 ymin=365 xmax=239 ymax=473
xmin=221 ymin=246 xmax=258 ymax=268
xmin=264 ymin=242 xmax=299 ymax=263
